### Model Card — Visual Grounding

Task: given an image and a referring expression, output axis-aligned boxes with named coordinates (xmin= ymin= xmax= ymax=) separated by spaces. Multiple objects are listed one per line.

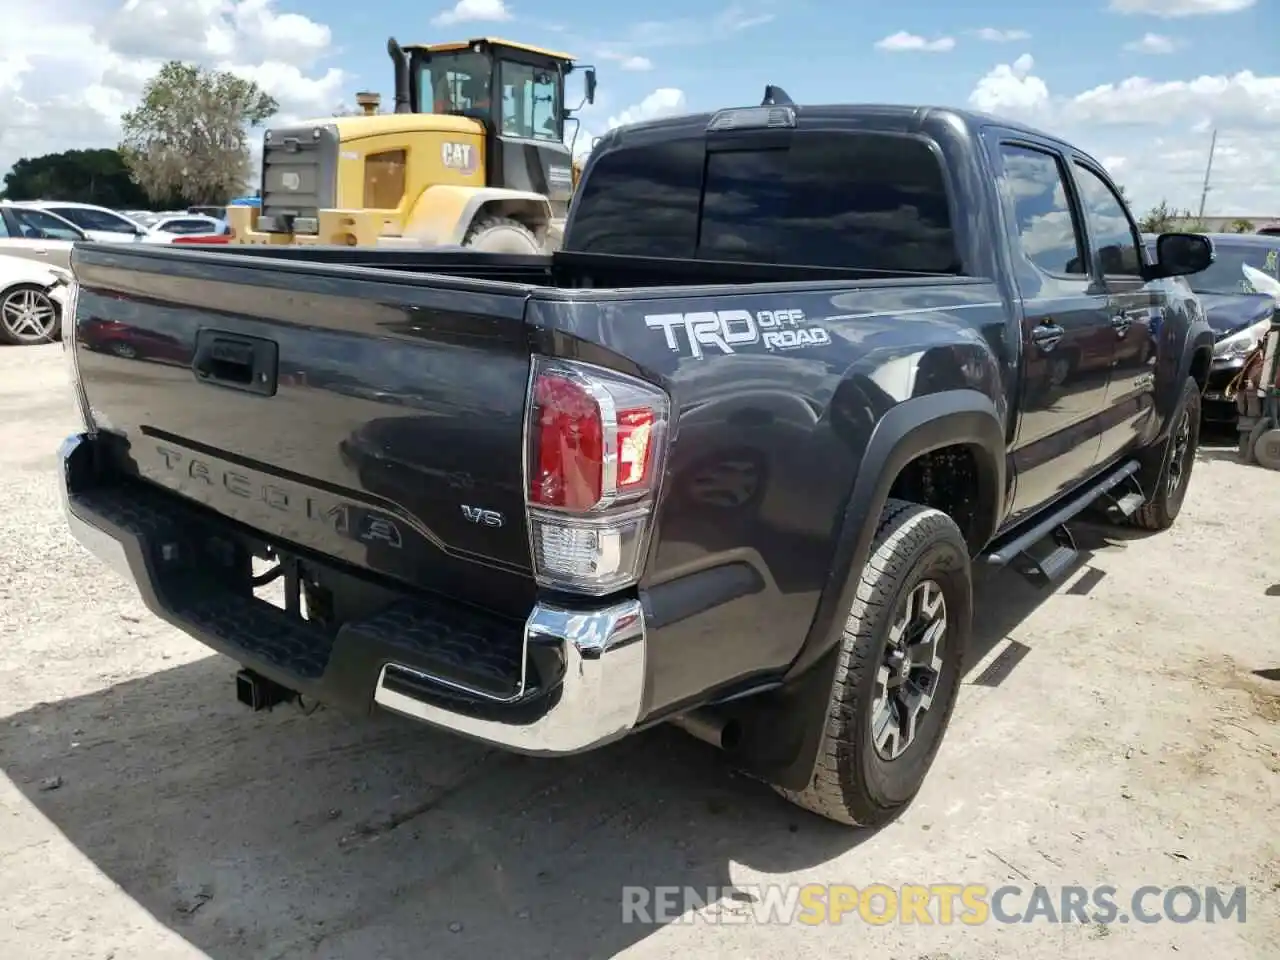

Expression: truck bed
xmin=66 ymin=241 xmax=967 ymax=623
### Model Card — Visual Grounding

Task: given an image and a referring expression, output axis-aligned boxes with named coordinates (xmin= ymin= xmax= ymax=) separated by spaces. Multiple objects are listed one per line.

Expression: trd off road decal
xmin=644 ymin=308 xmax=832 ymax=359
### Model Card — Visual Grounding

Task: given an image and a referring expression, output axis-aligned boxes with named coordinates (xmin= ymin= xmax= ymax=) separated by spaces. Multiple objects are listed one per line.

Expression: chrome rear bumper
xmin=58 ymin=431 xmax=648 ymax=756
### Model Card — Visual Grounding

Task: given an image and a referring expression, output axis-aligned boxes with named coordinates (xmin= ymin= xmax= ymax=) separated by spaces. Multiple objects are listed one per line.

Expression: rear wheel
xmin=1132 ymin=376 xmax=1201 ymax=531
xmin=775 ymin=499 xmax=970 ymax=826
xmin=463 ymin=216 xmax=541 ymax=254
xmin=0 ymin=284 xmax=60 ymax=345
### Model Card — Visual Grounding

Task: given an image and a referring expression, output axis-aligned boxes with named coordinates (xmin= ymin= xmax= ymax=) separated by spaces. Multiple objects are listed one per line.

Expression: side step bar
xmin=983 ymin=459 xmax=1142 ymax=587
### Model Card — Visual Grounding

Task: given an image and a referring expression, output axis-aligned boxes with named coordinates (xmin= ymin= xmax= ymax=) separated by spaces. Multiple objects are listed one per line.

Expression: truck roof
xmin=595 ymin=101 xmax=1075 ymax=154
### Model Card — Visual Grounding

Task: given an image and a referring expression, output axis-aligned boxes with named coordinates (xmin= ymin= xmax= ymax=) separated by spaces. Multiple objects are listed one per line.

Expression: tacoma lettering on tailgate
xmin=154 ymin=445 xmax=403 ymax=548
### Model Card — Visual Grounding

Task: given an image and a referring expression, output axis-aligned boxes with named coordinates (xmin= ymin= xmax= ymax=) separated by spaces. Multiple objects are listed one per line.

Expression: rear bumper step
xmin=58 ymin=432 xmax=647 ymax=756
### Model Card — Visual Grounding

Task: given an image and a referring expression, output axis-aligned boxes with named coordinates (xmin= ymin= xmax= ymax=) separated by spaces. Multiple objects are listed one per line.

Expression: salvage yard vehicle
xmin=226 ymin=36 xmax=596 ymax=253
xmin=1141 ymin=233 xmax=1280 ymax=429
xmin=0 ymin=202 xmax=87 ymax=270
xmin=58 ymin=95 xmax=1215 ymax=826
xmin=0 ymin=253 xmax=72 ymax=345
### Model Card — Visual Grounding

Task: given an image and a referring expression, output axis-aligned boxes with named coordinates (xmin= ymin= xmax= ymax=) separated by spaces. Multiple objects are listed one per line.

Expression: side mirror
xmin=585 ymin=68 xmax=597 ymax=105
xmin=1154 ymin=232 xmax=1214 ymax=278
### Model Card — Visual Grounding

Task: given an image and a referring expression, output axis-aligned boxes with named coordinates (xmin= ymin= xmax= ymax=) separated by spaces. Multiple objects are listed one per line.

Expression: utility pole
xmin=1197 ymin=128 xmax=1217 ymax=220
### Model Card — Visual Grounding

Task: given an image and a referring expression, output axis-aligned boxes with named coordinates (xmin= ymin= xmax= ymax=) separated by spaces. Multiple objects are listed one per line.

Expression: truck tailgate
xmin=70 ymin=245 xmax=537 ymax=618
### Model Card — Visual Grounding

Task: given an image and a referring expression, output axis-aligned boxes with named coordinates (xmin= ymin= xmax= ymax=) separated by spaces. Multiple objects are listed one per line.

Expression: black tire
xmin=463 ymin=215 xmax=541 ymax=253
xmin=1132 ymin=376 xmax=1201 ymax=531
xmin=0 ymin=283 xmax=61 ymax=346
xmin=775 ymin=499 xmax=970 ymax=827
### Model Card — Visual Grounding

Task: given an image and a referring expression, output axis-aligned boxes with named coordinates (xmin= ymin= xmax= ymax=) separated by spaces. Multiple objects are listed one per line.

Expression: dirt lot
xmin=1 ymin=342 xmax=1277 ymax=960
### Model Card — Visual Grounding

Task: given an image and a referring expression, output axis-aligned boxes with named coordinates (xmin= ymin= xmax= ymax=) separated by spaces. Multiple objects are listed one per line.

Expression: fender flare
xmin=1171 ymin=323 xmax=1216 ymax=410
xmin=726 ymin=389 xmax=1006 ymax=793
xmin=786 ymin=388 xmax=1006 ymax=682
xmin=405 ymin=185 xmax=553 ymax=246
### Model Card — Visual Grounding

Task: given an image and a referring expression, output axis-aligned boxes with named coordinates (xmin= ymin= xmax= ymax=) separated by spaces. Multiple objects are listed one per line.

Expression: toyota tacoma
xmin=58 ymin=94 xmax=1215 ymax=826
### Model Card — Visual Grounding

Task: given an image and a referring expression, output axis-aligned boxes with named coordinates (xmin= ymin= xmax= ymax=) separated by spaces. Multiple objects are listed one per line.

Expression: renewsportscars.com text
xmin=621 ymin=883 xmax=1248 ymax=926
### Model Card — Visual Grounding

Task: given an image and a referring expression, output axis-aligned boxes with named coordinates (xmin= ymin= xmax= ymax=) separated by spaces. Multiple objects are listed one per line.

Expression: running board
xmin=983 ymin=459 xmax=1141 ymax=587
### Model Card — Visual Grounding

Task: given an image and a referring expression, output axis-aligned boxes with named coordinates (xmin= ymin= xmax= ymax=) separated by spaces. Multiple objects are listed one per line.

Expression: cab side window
xmin=1072 ymin=162 xmax=1142 ymax=277
xmin=997 ymin=144 xmax=1087 ymax=277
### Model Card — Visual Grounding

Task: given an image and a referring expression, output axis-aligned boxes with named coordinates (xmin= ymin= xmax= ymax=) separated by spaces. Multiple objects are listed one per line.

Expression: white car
xmin=140 ymin=214 xmax=229 ymax=244
xmin=0 ymin=202 xmax=86 ymax=269
xmin=11 ymin=201 xmax=147 ymax=243
xmin=0 ymin=254 xmax=72 ymax=346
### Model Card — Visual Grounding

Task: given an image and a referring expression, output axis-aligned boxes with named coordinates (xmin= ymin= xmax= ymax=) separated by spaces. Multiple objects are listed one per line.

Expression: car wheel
xmin=108 ymin=340 xmax=139 ymax=359
xmin=774 ymin=499 xmax=970 ymax=826
xmin=0 ymin=284 xmax=60 ymax=346
xmin=1132 ymin=376 xmax=1201 ymax=531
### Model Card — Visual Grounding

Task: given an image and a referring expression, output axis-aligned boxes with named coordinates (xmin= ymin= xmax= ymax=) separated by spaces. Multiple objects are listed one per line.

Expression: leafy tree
xmin=1 ymin=149 xmax=153 ymax=207
xmin=1137 ymin=199 xmax=1207 ymax=233
xmin=1229 ymin=218 xmax=1255 ymax=234
xmin=120 ymin=61 xmax=278 ymax=206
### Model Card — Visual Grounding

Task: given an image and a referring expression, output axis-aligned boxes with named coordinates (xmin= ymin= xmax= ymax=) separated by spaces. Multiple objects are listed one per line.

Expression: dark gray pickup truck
xmin=58 ymin=96 xmax=1216 ymax=827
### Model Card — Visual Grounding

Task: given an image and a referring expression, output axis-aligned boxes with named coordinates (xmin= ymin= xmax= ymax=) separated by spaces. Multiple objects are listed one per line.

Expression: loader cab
xmin=399 ymin=37 xmax=596 ymax=217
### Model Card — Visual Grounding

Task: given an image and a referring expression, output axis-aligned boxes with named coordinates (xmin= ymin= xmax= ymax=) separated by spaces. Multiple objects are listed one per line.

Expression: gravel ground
xmin=1 ymin=342 xmax=1277 ymax=960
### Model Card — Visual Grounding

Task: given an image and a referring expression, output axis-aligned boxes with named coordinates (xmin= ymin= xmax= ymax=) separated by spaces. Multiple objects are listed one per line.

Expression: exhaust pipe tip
xmin=670 ymin=709 xmax=742 ymax=751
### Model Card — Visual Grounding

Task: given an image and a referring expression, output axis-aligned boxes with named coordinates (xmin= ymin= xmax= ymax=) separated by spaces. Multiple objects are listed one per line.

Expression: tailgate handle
xmin=193 ymin=330 xmax=278 ymax=397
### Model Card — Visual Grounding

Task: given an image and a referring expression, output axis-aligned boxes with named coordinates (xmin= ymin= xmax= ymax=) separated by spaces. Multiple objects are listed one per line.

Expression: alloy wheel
xmin=1 ymin=288 xmax=58 ymax=344
xmin=872 ymin=579 xmax=947 ymax=761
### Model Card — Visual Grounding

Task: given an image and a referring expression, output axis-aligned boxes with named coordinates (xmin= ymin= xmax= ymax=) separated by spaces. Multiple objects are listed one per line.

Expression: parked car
xmin=58 ymin=100 xmax=1215 ymax=827
xmin=1143 ymin=232 xmax=1280 ymax=425
xmin=139 ymin=214 xmax=231 ymax=244
xmin=11 ymin=201 xmax=146 ymax=243
xmin=0 ymin=202 xmax=87 ymax=269
xmin=0 ymin=253 xmax=72 ymax=345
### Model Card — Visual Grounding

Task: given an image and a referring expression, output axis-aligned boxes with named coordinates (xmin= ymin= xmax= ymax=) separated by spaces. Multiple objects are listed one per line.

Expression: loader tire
xmin=463 ymin=216 xmax=541 ymax=254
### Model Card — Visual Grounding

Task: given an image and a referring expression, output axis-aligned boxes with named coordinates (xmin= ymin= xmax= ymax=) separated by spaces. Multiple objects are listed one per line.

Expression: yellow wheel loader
xmin=226 ymin=36 xmax=596 ymax=253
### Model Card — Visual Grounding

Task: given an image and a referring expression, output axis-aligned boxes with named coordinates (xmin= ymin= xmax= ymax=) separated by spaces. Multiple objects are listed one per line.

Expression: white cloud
xmin=969 ymin=53 xmax=1049 ymax=114
xmin=1124 ymin=32 xmax=1180 ymax=53
xmin=973 ymin=27 xmax=1031 ymax=42
xmin=432 ymin=0 xmax=512 ymax=26
xmin=564 ymin=88 xmax=690 ymax=160
xmin=607 ymin=88 xmax=688 ymax=128
xmin=1109 ymin=0 xmax=1254 ymax=15
xmin=968 ymin=53 xmax=1280 ymax=213
xmin=875 ymin=31 xmax=956 ymax=53
xmin=1 ymin=0 xmax=347 ymax=180
xmin=598 ymin=50 xmax=654 ymax=72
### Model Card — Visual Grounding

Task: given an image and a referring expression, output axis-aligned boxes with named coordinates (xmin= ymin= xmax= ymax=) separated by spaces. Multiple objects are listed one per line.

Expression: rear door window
xmin=997 ymin=144 xmax=1088 ymax=277
xmin=569 ymin=130 xmax=958 ymax=272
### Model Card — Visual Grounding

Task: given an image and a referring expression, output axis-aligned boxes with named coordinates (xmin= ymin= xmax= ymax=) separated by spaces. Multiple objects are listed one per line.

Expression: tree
xmin=1136 ymin=199 xmax=1207 ymax=234
xmin=1 ymin=149 xmax=153 ymax=207
xmin=1229 ymin=218 xmax=1256 ymax=234
xmin=120 ymin=61 xmax=278 ymax=206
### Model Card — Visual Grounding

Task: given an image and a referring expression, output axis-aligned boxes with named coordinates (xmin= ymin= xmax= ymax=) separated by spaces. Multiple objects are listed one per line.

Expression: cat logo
xmin=441 ymin=142 xmax=478 ymax=175
xmin=281 ymin=172 xmax=301 ymax=191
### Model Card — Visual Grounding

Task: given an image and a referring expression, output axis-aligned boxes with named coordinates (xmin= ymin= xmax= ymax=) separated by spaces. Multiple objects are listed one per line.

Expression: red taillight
xmin=529 ymin=372 xmax=604 ymax=510
xmin=524 ymin=357 xmax=670 ymax=595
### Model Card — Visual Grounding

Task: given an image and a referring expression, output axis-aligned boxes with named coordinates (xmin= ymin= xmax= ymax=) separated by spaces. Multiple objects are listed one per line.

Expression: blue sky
xmin=3 ymin=0 xmax=1278 ymax=214
xmin=304 ymin=0 xmax=1280 ymax=212
xmin=319 ymin=0 xmax=1272 ymax=122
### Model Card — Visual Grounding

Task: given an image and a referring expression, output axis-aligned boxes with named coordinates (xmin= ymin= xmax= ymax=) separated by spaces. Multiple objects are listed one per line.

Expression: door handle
xmin=1031 ymin=323 xmax=1065 ymax=351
